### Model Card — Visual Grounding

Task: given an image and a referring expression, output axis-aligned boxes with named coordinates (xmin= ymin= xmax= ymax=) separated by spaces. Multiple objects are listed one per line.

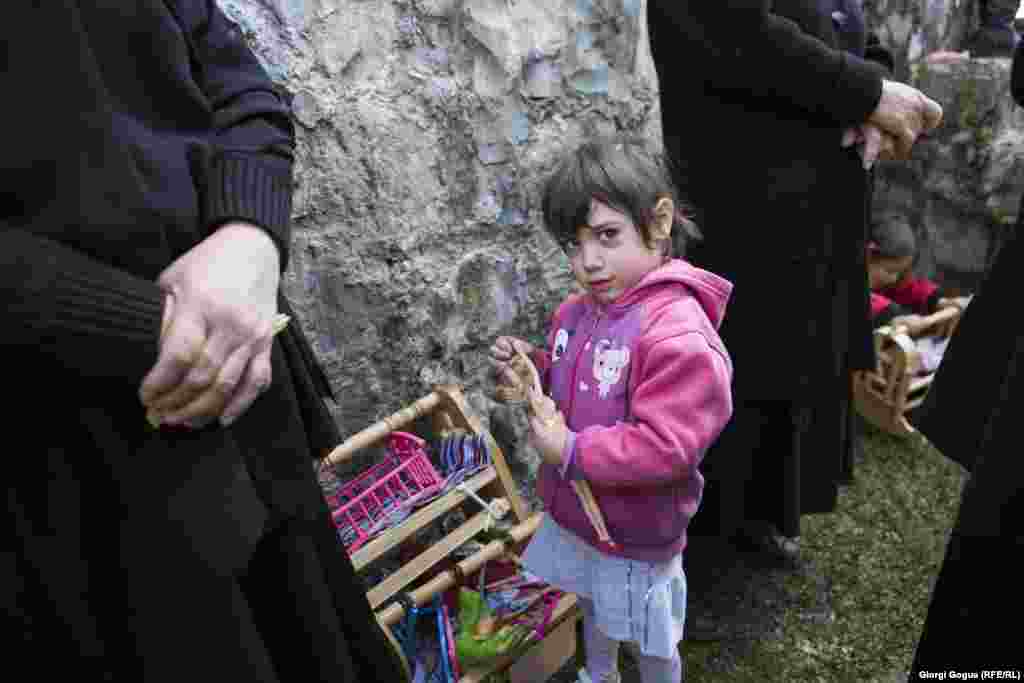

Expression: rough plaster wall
xmin=874 ymin=56 xmax=1024 ymax=291
xmin=864 ymin=0 xmax=977 ymax=80
xmin=861 ymin=1 xmax=1023 ymax=290
xmin=220 ymin=0 xmax=659 ymax=496
xmin=223 ymin=0 xmax=1024 ymax=494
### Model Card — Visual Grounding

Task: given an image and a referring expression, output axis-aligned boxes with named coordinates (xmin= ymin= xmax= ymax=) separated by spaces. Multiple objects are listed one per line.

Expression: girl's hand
xmin=489 ymin=336 xmax=533 ymax=364
xmin=935 ymin=297 xmax=970 ymax=337
xmin=890 ymin=313 xmax=926 ymax=336
xmin=937 ymin=296 xmax=971 ymax=312
xmin=490 ymin=336 xmax=534 ymax=403
xmin=528 ymin=410 xmax=568 ymax=468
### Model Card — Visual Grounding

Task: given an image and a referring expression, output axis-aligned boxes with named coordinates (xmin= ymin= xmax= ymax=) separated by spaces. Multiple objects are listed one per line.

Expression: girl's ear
xmin=650 ymin=196 xmax=674 ymax=241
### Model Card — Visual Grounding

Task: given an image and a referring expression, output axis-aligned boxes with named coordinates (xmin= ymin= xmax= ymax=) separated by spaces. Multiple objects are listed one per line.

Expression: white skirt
xmin=521 ymin=514 xmax=687 ymax=660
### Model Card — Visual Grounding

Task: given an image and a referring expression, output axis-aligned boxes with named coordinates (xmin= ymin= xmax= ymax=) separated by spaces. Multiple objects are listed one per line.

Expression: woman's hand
xmin=139 ymin=222 xmax=281 ymax=428
xmin=868 ymin=80 xmax=944 ymax=159
xmin=841 ymin=122 xmax=898 ymax=169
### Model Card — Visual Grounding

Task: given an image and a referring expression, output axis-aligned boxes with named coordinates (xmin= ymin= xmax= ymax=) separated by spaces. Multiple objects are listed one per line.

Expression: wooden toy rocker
xmin=320 ymin=385 xmax=581 ymax=683
xmin=853 ymin=304 xmax=964 ymax=439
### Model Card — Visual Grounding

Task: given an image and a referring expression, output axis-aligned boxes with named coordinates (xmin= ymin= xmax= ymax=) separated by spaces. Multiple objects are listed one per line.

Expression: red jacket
xmin=870 ymin=277 xmax=941 ymax=326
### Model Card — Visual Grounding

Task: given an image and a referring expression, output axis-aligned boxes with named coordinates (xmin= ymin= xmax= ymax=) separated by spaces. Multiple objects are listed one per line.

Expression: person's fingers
xmin=509 ymin=338 xmax=534 ymax=359
xmin=148 ymin=329 xmax=236 ymax=414
xmin=140 ymin=311 xmax=206 ymax=407
xmin=527 ymin=414 xmax=546 ymax=444
xmin=893 ymin=122 xmax=917 ymax=159
xmin=841 ymin=127 xmax=858 ymax=148
xmin=158 ymin=341 xmax=253 ymax=427
xmin=860 ymin=125 xmax=882 ymax=169
xmin=878 ymin=133 xmax=898 ymax=161
xmin=498 ymin=362 xmax=521 ymax=388
xmin=920 ymin=93 xmax=944 ymax=131
xmin=490 ymin=337 xmax=514 ymax=361
xmin=160 ymin=291 xmax=176 ymax=343
xmin=219 ymin=338 xmax=274 ymax=427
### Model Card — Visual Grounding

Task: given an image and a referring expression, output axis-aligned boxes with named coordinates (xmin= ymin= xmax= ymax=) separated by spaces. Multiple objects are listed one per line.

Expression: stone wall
xmin=864 ymin=0 xmax=978 ymax=80
xmin=873 ymin=56 xmax=1024 ymax=292
xmin=220 ymin=0 xmax=659 ymax=497
xmin=224 ymin=0 xmax=1024 ymax=494
xmin=864 ymin=0 xmax=1024 ymax=291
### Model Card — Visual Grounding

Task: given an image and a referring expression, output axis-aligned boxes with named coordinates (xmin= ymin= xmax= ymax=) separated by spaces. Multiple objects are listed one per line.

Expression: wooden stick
xmin=323 ymin=391 xmax=443 ymax=466
xmin=513 ymin=347 xmax=616 ymax=548
xmin=570 ymin=480 xmax=614 ymax=547
xmin=366 ymin=498 xmax=510 ymax=609
xmin=376 ymin=512 xmax=543 ymax=627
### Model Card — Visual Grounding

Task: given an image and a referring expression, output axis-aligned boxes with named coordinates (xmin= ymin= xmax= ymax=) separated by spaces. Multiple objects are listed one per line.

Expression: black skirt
xmin=5 ymin=321 xmax=407 ymax=682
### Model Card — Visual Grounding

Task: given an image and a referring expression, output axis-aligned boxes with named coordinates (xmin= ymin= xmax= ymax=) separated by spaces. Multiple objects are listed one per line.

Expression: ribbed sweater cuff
xmin=204 ymin=153 xmax=292 ymax=270
xmin=3 ymin=231 xmax=164 ymax=382
xmin=827 ymin=52 xmax=884 ymax=128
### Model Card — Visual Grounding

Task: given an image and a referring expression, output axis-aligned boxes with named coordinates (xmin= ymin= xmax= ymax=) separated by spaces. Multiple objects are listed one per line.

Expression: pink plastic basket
xmin=331 ymin=431 xmax=443 ymax=552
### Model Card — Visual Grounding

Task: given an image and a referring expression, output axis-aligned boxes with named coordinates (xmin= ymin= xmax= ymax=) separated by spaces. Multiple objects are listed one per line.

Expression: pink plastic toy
xmin=332 ymin=431 xmax=443 ymax=552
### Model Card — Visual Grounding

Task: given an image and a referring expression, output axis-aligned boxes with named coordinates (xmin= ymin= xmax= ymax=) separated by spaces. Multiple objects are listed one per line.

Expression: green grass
xmin=680 ymin=426 xmax=967 ymax=682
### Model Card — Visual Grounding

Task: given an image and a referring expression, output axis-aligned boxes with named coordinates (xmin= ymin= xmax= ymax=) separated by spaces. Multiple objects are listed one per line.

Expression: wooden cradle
xmin=320 ymin=385 xmax=580 ymax=683
xmin=853 ymin=305 xmax=963 ymax=439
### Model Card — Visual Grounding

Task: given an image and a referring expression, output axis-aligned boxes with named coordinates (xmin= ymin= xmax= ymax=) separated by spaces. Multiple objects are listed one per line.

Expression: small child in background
xmin=867 ymin=213 xmax=970 ymax=372
xmin=489 ymin=138 xmax=734 ymax=683
xmin=868 ymin=212 xmax=968 ymax=328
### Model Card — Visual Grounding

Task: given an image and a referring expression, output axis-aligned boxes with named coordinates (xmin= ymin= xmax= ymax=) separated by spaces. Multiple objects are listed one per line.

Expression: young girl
xmin=868 ymin=213 xmax=968 ymax=331
xmin=489 ymin=138 xmax=734 ymax=683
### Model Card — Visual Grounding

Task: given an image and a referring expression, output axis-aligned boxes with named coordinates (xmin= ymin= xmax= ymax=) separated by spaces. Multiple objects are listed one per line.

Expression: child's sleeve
xmin=872 ymin=301 xmax=912 ymax=329
xmin=532 ymin=346 xmax=553 ymax=395
xmin=568 ymin=331 xmax=733 ymax=489
xmin=870 ymin=291 xmax=911 ymax=328
xmin=880 ymin=277 xmax=942 ymax=314
xmin=532 ymin=299 xmax=574 ymax=394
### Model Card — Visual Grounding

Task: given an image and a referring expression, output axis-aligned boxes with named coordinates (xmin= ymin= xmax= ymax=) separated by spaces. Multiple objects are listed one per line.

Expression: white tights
xmin=578 ymin=598 xmax=684 ymax=683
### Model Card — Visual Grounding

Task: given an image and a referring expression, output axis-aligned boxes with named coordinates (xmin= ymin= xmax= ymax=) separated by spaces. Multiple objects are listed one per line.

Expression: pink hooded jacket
xmin=534 ymin=259 xmax=733 ymax=563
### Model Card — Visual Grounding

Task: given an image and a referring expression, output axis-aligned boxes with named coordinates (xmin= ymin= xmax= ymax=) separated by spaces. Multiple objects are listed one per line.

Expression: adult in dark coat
xmin=1 ymin=3 xmax=405 ymax=682
xmin=646 ymin=1 xmax=942 ymax=546
xmin=906 ymin=38 xmax=1024 ymax=676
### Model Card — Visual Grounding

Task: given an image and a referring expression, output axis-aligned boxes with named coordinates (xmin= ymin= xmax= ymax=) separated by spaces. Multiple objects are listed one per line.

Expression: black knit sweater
xmin=2 ymin=5 xmax=412 ymax=681
xmin=1 ymin=1 xmax=294 ymax=385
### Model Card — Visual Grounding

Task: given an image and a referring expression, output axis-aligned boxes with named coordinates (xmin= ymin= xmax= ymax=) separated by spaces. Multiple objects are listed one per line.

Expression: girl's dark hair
xmin=541 ymin=136 xmax=701 ymax=258
xmin=870 ymin=212 xmax=917 ymax=260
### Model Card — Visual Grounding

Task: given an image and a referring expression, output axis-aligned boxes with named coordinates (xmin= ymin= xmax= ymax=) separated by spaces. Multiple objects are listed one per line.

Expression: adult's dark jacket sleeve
xmin=650 ymin=0 xmax=883 ymax=127
xmin=864 ymin=33 xmax=896 ymax=76
xmin=167 ymin=0 xmax=296 ymax=268
xmin=0 ymin=1 xmax=297 ymax=384
xmin=0 ymin=231 xmax=166 ymax=384
xmin=1012 ymin=37 xmax=1024 ymax=106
